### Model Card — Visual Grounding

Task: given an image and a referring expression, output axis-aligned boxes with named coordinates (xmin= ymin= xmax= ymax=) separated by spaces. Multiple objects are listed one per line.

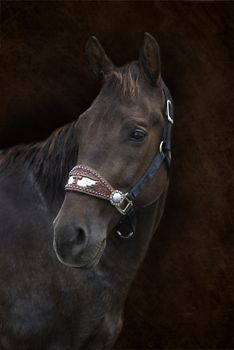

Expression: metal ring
xmin=116 ymin=230 xmax=134 ymax=239
xmin=166 ymin=100 xmax=174 ymax=124
xmin=159 ymin=141 xmax=165 ymax=155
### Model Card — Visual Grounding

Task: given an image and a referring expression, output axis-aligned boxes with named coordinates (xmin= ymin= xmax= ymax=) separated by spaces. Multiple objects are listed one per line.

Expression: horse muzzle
xmin=53 ymin=219 xmax=107 ymax=268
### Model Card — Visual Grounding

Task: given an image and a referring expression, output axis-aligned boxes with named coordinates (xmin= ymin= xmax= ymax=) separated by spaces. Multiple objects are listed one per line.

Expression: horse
xmin=0 ymin=32 xmax=174 ymax=349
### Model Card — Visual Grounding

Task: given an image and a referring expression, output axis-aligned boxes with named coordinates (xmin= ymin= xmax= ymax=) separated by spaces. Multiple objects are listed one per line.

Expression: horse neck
xmin=9 ymin=122 xmax=78 ymax=215
xmin=98 ymin=187 xmax=168 ymax=298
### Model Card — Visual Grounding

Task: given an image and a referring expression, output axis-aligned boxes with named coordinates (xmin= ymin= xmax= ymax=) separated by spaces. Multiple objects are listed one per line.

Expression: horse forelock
xmin=106 ymin=61 xmax=141 ymax=97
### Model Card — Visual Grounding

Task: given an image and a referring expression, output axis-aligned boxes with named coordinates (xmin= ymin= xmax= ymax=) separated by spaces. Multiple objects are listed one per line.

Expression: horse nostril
xmin=54 ymin=221 xmax=89 ymax=262
xmin=68 ymin=224 xmax=88 ymax=258
xmin=75 ymin=226 xmax=86 ymax=246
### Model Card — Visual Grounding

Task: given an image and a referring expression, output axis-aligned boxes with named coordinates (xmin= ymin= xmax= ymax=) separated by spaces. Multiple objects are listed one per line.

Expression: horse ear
xmin=85 ymin=36 xmax=114 ymax=80
xmin=139 ymin=32 xmax=161 ymax=86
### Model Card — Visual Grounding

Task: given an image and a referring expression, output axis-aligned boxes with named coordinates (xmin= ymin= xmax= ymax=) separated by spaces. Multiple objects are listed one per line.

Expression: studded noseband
xmin=65 ymin=82 xmax=174 ymax=238
xmin=65 ymin=165 xmax=133 ymax=216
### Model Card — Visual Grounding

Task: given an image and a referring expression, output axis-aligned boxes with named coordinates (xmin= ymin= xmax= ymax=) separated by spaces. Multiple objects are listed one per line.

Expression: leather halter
xmin=65 ymin=82 xmax=174 ymax=238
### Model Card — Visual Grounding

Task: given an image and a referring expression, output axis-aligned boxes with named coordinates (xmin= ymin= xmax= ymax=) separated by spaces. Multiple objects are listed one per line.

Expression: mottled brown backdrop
xmin=0 ymin=1 xmax=233 ymax=349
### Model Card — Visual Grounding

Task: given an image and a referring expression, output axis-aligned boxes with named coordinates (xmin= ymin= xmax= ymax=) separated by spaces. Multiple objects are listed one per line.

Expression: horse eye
xmin=129 ymin=128 xmax=147 ymax=142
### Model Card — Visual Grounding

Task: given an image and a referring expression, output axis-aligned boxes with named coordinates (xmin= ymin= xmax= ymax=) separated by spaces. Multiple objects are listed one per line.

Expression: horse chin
xmin=53 ymin=237 xmax=106 ymax=269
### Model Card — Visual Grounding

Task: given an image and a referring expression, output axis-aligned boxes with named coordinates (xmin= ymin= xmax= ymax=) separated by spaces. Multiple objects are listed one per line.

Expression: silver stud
xmin=110 ymin=190 xmax=124 ymax=206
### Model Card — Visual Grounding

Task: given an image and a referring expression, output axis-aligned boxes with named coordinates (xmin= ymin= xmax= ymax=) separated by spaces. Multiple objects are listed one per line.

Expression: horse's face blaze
xmin=53 ymin=33 xmax=166 ymax=268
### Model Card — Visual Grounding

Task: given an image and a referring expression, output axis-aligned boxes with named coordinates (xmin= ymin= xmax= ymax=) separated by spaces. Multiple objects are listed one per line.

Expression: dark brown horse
xmin=0 ymin=33 xmax=173 ymax=349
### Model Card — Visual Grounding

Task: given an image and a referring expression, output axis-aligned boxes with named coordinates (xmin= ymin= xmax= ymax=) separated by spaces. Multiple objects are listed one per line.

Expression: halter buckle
xmin=112 ymin=193 xmax=133 ymax=215
xmin=166 ymin=100 xmax=174 ymax=124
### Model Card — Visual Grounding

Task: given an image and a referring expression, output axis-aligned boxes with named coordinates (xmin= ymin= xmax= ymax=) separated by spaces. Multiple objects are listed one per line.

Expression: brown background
xmin=0 ymin=1 xmax=233 ymax=349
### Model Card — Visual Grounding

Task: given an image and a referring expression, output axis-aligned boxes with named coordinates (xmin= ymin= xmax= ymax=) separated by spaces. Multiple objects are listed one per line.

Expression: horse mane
xmin=0 ymin=122 xmax=78 ymax=199
xmin=106 ymin=61 xmax=141 ymax=97
xmin=0 ymin=62 xmax=141 ymax=199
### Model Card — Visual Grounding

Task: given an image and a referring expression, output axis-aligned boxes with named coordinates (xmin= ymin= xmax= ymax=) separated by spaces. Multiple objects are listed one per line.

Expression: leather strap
xmin=65 ymin=165 xmax=134 ymax=216
xmin=128 ymin=152 xmax=166 ymax=201
xmin=65 ymin=165 xmax=114 ymax=200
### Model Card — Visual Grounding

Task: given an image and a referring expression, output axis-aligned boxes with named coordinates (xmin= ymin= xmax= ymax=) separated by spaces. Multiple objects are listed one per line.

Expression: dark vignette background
xmin=0 ymin=1 xmax=233 ymax=349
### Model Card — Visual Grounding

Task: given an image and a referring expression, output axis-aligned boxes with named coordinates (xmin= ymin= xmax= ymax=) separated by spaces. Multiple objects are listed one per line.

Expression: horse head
xmin=53 ymin=33 xmax=170 ymax=268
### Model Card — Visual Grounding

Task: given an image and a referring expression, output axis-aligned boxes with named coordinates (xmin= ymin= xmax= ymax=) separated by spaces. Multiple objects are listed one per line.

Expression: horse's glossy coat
xmin=0 ymin=33 xmax=170 ymax=349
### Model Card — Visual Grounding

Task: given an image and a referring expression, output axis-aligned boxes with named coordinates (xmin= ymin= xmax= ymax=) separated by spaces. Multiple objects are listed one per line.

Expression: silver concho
xmin=110 ymin=190 xmax=125 ymax=207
